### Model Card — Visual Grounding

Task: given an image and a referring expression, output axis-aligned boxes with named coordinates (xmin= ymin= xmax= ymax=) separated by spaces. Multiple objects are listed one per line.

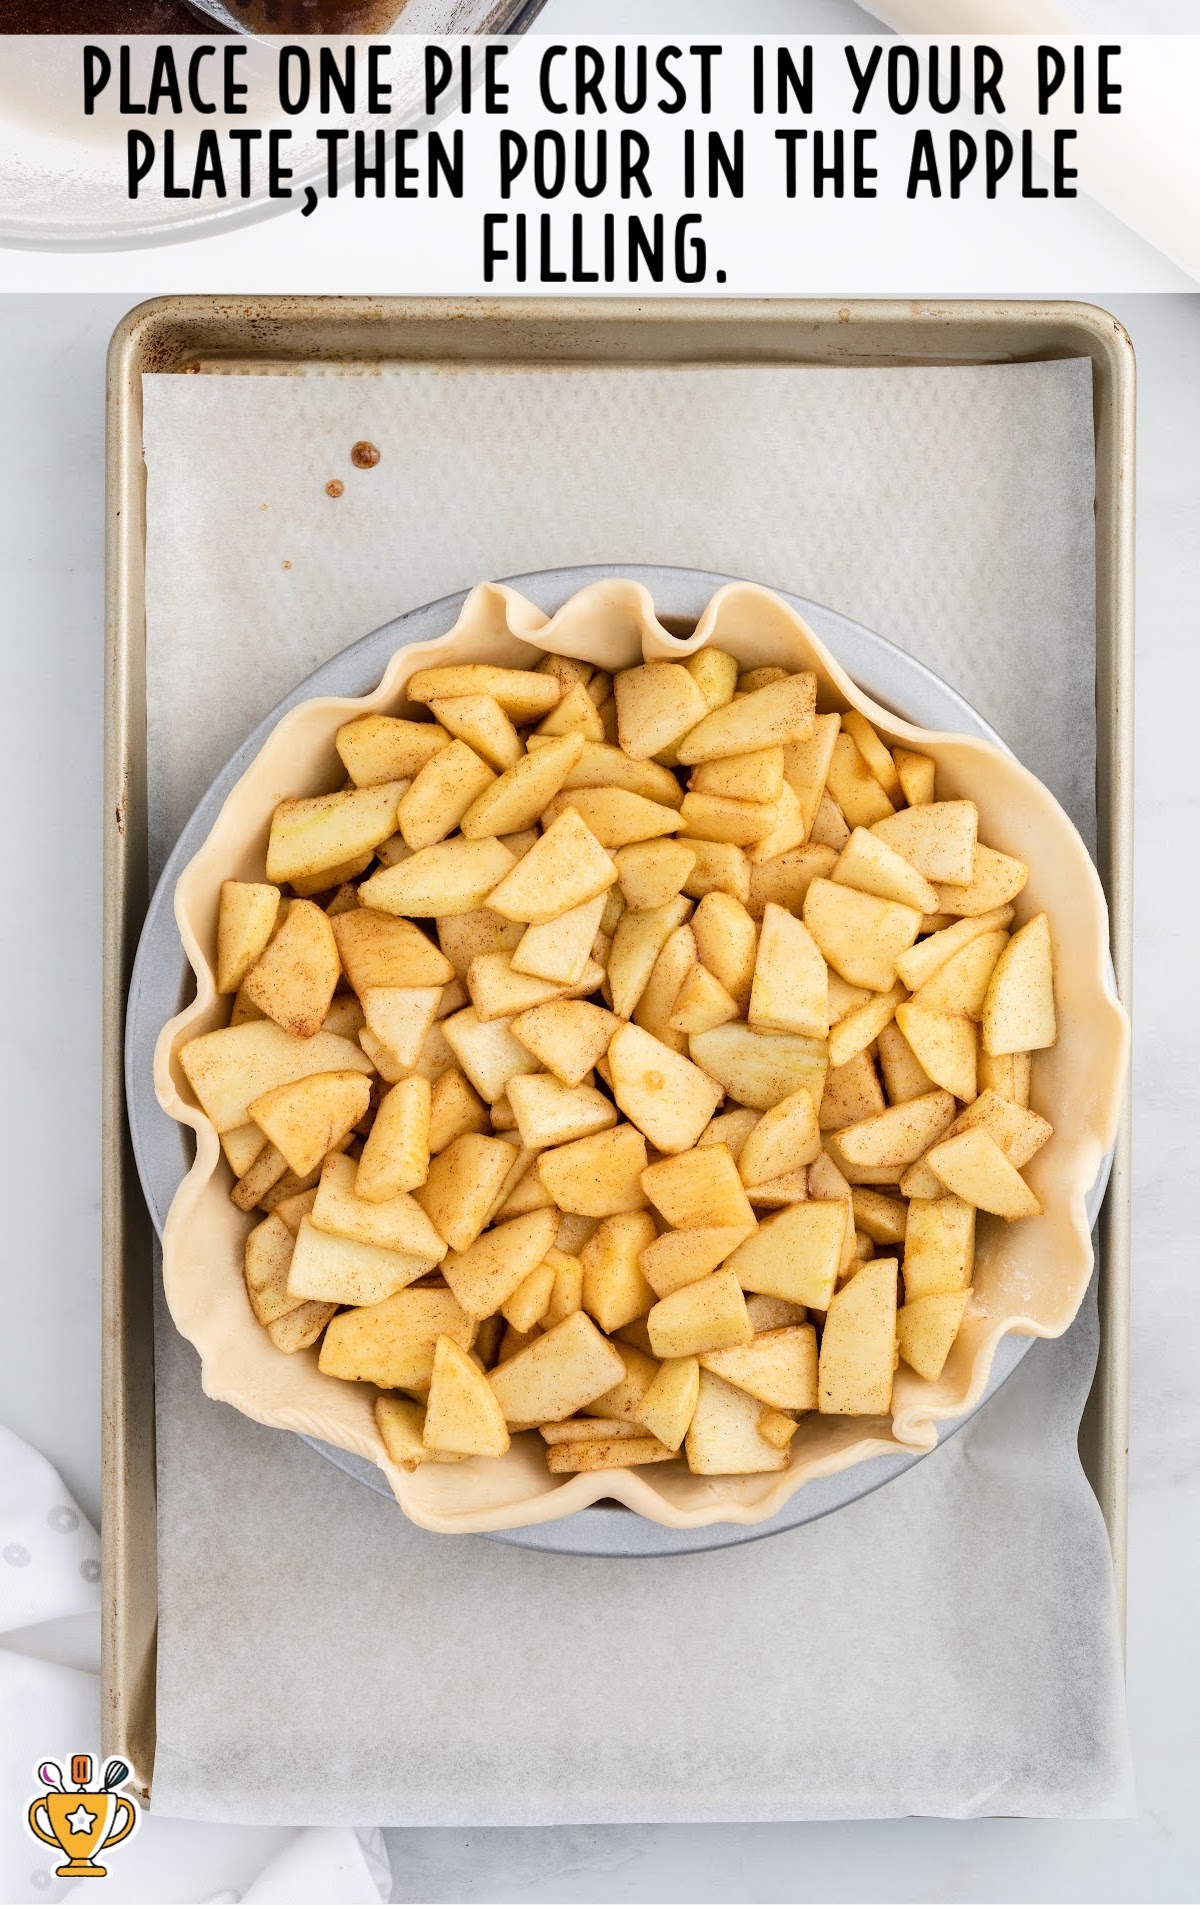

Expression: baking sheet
xmin=139 ymin=354 xmax=1129 ymax=1820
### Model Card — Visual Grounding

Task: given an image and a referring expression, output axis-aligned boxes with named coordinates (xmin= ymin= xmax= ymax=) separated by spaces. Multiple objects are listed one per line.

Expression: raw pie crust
xmin=154 ymin=580 xmax=1129 ymax=1534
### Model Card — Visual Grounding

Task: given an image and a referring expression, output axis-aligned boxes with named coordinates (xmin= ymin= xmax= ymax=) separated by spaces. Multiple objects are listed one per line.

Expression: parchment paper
xmin=141 ymin=357 xmax=1129 ymax=1821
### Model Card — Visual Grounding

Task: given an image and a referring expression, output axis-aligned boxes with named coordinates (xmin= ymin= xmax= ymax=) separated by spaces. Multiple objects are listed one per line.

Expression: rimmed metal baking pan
xmin=104 ymin=296 xmax=1133 ymax=1798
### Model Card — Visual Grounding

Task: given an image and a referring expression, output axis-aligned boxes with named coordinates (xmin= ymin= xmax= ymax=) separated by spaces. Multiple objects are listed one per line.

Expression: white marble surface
xmin=0 ymin=287 xmax=1195 ymax=1899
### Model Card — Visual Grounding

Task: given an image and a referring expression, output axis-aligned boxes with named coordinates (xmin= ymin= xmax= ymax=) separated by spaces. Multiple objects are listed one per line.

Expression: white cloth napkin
xmin=0 ymin=1424 xmax=391 ymax=1905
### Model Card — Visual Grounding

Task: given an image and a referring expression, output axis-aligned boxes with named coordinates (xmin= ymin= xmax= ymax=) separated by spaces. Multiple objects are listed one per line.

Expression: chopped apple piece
xmin=426 ymin=693 xmax=523 ymax=771
xmin=700 ymin=1324 xmax=818 ymax=1411
xmin=607 ymin=1022 xmax=723 ymax=1155
xmin=781 ymin=712 xmax=841 ymax=838
xmin=267 ymin=1301 xmax=338 ymax=1354
xmin=614 ymin=660 xmax=711 ymax=759
xmin=241 ymin=900 xmax=340 ymax=1040
xmin=330 ymin=908 xmax=453 ymax=991
xmin=647 ymin=1267 xmax=751 ymax=1359
xmin=243 ymin=1213 xmax=300 ymax=1326
xmin=607 ymin=896 xmax=692 ymax=1019
xmin=745 ymin=780 xmax=808 ymax=866
xmin=356 ymin=1075 xmax=431 ymax=1201
xmin=541 ymin=1247 xmax=585 ymax=1327
xmin=744 ymin=1293 xmax=807 ymax=1331
xmin=630 ymin=923 xmax=697 ymax=1054
xmin=976 ymin=1048 xmax=1032 ymax=1108
xmin=684 ymin=1369 xmax=788 ymax=1473
xmin=850 ymin=1189 xmax=908 ymax=1247
xmin=538 ymin=1124 xmax=650 ymax=1216
xmin=336 ymin=714 xmax=450 ymax=787
xmin=581 ymin=1212 xmax=659 ymax=1332
xmin=667 ymin=962 xmax=738 ymax=1035
xmin=614 ymin=839 xmax=697 ymax=913
xmin=440 ymin=1208 xmax=559 ymax=1318
xmin=841 ymin=711 xmax=902 ymax=800
xmin=723 ymin=1201 xmax=846 ymax=1309
xmin=901 ymin=1194 xmax=975 ymax=1300
xmin=893 ymin=906 xmax=1016 ymax=992
xmin=897 ymin=1155 xmax=946 ymax=1201
xmin=829 ymin=1090 xmax=957 ymax=1181
xmin=535 ymin=679 xmax=605 ymax=740
xmin=826 ymin=984 xmax=905 ymax=1072
xmin=681 ymin=839 xmax=752 ymax=904
xmin=758 ymin=1408 xmax=799 ymax=1450
xmin=319 ymin=1285 xmax=475 ymax=1388
xmin=510 ymin=999 xmax=617 ymax=1087
xmin=287 ymin=1216 xmax=432 ymax=1306
xmin=685 ymin=646 xmax=740 ymax=711
xmin=539 ymin=1416 xmax=652 ymax=1443
xmin=809 ymin=790 xmax=851 ymax=851
xmin=456 ymin=732 xmax=583 ymax=840
xmin=312 ymin=1149 xmax=448 ymax=1258
xmin=871 ymin=801 xmax=978 ymax=887
xmin=692 ymin=746 xmax=784 ymax=805
xmin=488 ymin=811 xmax=618 ymax=925
xmin=981 ymin=913 xmax=1057 ymax=1054
xmin=585 ymin=1341 xmax=660 ymax=1421
xmin=427 ymin=1068 xmax=490 ymax=1154
xmin=818 ymin=1257 xmax=898 ymax=1414
xmin=803 ymin=878 xmax=921 ymax=993
xmin=832 ymin=828 xmax=938 ymax=914
xmin=545 ymin=740 xmax=684 ymax=808
xmin=440 ymin=1005 xmax=541 ymax=1102
xmin=893 ymin=748 xmax=936 ymax=807
xmin=397 ymin=739 xmax=495 ymax=852
xmin=677 ymin=672 xmax=817 ymax=764
xmin=362 ymin=986 xmax=443 ymax=1069
xmin=894 ymin=1001 xmax=978 ymax=1103
xmin=546 ymin=1436 xmax=675 ymax=1472
xmin=691 ymin=891 xmax=758 ymax=1012
xmin=639 ymin=1225 xmax=754 ymax=1299
xmin=749 ymin=903 xmax=829 ymax=1039
xmin=747 ymin=843 xmax=838 ymax=921
xmin=641 ymin=1144 xmax=755 ymax=1231
xmin=406 ymin=663 xmax=560 ymax=721
xmin=467 ymin=952 xmax=604 ymax=1024
xmin=360 ymin=836 xmax=516 ymax=918
xmin=506 ymin=1072 xmax=617 ymax=1150
xmin=925 ymin=1128 xmax=1043 ymax=1219
xmin=488 ymin=1309 xmax=626 ymax=1424
xmin=511 ymin=892 xmax=607 ymax=986
xmin=223 ymin=1122 xmax=268 ymax=1179
xmin=375 ymin=1395 xmax=466 ymax=1470
xmin=697 ymin=1107 xmax=760 ymax=1159
xmin=436 ymin=908 xmax=524 ymax=978
xmin=737 ymin=1087 xmax=821 ymax=1186
xmin=934 ymin=844 xmax=1029 ymax=916
xmin=248 ymin=1069 xmax=371 ymax=1179
xmin=896 ymin=1291 xmax=970 ymax=1380
xmin=633 ymin=1355 xmax=700 ymax=1450
xmin=414 ymin=1132 xmax=521 ymax=1252
xmin=911 ymin=929 xmax=1008 ymax=1020
xmin=679 ymin=791 xmax=779 ymax=847
xmin=266 ymin=781 xmax=406 ymax=886
xmin=543 ymin=787 xmax=684 ymax=851
xmin=689 ymin=1023 xmax=827 ymax=1114
xmin=825 ymin=732 xmax=896 ymax=828
xmin=180 ymin=1021 xmax=373 ymax=1133
xmin=501 ymin=1259 xmax=557 ymax=1333
xmin=217 ymin=882 xmax=281 ymax=995
xmin=745 ymin=1170 xmax=809 ymax=1209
